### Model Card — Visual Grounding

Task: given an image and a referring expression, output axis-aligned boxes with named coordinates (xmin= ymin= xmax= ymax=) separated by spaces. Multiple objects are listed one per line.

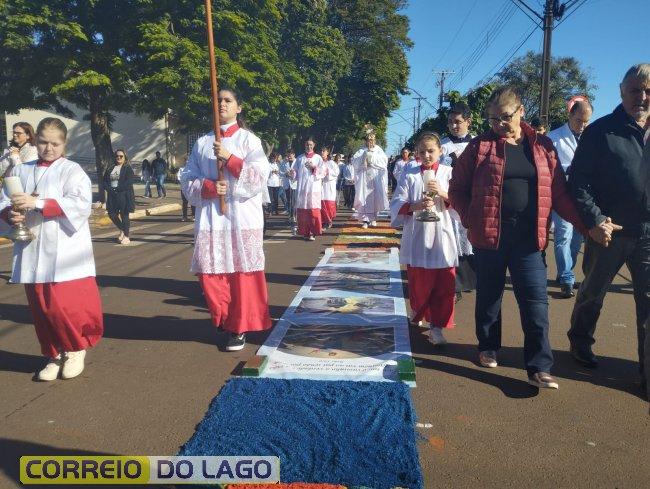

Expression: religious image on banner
xmin=327 ymin=251 xmax=391 ymax=266
xmin=311 ymin=268 xmax=391 ymax=293
xmin=277 ymin=324 xmax=395 ymax=359
xmin=294 ymin=296 xmax=394 ymax=316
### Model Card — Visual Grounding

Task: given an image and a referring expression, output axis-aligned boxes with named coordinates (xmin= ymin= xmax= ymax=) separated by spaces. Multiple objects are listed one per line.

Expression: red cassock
xmin=320 ymin=200 xmax=336 ymax=225
xmin=406 ymin=265 xmax=456 ymax=329
xmin=25 ymin=277 xmax=104 ymax=357
xmin=199 ymin=272 xmax=271 ymax=334
xmin=297 ymin=208 xmax=322 ymax=237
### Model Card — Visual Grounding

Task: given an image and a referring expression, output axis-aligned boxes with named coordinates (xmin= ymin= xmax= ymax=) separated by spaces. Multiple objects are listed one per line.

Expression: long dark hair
xmin=218 ymin=86 xmax=247 ymax=128
xmin=13 ymin=122 xmax=36 ymax=146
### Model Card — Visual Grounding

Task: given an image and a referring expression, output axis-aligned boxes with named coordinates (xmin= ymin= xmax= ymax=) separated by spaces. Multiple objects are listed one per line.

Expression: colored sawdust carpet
xmin=227 ymin=484 xmax=344 ymax=489
xmin=339 ymin=227 xmax=398 ymax=235
xmin=180 ymin=378 xmax=423 ymax=489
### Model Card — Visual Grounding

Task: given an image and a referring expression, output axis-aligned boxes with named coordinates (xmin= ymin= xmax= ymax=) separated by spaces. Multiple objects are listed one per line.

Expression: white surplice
xmin=0 ymin=158 xmax=96 ymax=283
xmin=180 ymin=123 xmax=269 ymax=274
xmin=352 ymin=145 xmax=389 ymax=220
xmin=390 ymin=164 xmax=459 ymax=269
xmin=292 ymin=153 xmax=325 ymax=210
xmin=321 ymin=158 xmax=340 ymax=202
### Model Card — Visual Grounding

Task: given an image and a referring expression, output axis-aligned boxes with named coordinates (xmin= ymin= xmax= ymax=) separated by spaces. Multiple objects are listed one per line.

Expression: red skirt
xmin=198 ymin=271 xmax=272 ymax=334
xmin=406 ymin=266 xmax=456 ymax=329
xmin=321 ymin=200 xmax=337 ymax=225
xmin=297 ymin=208 xmax=322 ymax=237
xmin=24 ymin=277 xmax=104 ymax=357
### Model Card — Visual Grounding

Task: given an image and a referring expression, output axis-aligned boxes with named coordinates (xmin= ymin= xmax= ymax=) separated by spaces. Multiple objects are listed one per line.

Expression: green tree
xmin=494 ymin=51 xmax=596 ymax=129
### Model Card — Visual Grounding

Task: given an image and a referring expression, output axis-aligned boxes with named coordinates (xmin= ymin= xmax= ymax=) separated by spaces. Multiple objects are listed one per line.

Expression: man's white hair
xmin=621 ymin=63 xmax=650 ymax=86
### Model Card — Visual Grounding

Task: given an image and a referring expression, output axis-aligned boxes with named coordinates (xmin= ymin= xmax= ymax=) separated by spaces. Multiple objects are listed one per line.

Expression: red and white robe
xmin=180 ymin=122 xmax=272 ymax=334
xmin=0 ymin=158 xmax=103 ymax=357
xmin=389 ymin=162 xmax=459 ymax=329
xmin=320 ymin=158 xmax=340 ymax=226
xmin=292 ymin=152 xmax=325 ymax=237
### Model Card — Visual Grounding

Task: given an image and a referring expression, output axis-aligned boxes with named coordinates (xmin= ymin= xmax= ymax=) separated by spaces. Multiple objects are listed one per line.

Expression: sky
xmin=386 ymin=0 xmax=650 ymax=154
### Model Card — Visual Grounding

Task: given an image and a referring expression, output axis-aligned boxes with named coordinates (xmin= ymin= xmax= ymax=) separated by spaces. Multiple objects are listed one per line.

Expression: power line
xmin=447 ymin=3 xmax=517 ymax=89
xmin=510 ymin=0 xmax=543 ymax=23
xmin=478 ymin=25 xmax=538 ymax=85
xmin=420 ymin=0 xmax=479 ymax=90
xmin=556 ymin=0 xmax=589 ymax=27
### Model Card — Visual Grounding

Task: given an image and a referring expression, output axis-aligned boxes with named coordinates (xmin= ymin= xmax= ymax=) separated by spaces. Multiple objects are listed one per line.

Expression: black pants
xmin=343 ymin=185 xmax=355 ymax=208
xmin=268 ymin=186 xmax=280 ymax=214
xmin=109 ymin=210 xmax=130 ymax=237
xmin=569 ymin=233 xmax=650 ymax=378
xmin=181 ymin=193 xmax=195 ymax=219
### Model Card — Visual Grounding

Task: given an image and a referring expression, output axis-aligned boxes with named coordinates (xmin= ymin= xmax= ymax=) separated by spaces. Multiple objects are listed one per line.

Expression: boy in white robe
xmin=320 ymin=147 xmax=340 ymax=229
xmin=180 ymin=88 xmax=271 ymax=352
xmin=352 ymin=132 xmax=389 ymax=228
xmin=0 ymin=117 xmax=103 ymax=381
xmin=291 ymin=137 xmax=325 ymax=241
xmin=390 ymin=132 xmax=459 ymax=346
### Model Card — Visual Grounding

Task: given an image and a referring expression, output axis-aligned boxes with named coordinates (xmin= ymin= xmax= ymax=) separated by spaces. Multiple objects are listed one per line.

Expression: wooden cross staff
xmin=204 ymin=0 xmax=228 ymax=215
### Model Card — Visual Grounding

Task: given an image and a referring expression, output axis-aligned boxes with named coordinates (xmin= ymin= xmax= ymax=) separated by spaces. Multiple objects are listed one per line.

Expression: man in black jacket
xmin=568 ymin=64 xmax=650 ymax=394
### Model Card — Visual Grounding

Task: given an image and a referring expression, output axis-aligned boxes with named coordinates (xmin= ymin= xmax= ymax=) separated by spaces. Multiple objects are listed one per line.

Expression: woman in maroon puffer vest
xmin=449 ymin=86 xmax=613 ymax=389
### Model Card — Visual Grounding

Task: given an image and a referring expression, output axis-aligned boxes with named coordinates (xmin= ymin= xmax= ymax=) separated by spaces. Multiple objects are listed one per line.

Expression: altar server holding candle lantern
xmin=0 ymin=117 xmax=103 ymax=381
xmin=390 ymin=132 xmax=459 ymax=346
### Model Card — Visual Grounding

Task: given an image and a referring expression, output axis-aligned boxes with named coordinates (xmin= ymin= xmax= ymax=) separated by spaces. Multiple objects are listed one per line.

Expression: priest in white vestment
xmin=352 ymin=132 xmax=389 ymax=228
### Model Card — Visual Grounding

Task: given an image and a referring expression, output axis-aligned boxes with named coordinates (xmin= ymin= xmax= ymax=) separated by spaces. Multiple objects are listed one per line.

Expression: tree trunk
xmin=89 ymin=101 xmax=114 ymax=203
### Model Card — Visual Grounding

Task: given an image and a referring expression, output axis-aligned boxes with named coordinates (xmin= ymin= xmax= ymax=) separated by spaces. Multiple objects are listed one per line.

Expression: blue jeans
xmin=474 ymin=225 xmax=553 ymax=375
xmin=143 ymin=174 xmax=152 ymax=197
xmin=155 ymin=174 xmax=166 ymax=197
xmin=551 ymin=211 xmax=583 ymax=286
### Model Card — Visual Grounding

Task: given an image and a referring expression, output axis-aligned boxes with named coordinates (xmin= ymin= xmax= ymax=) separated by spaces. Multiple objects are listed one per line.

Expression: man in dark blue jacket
xmin=568 ymin=64 xmax=650 ymax=395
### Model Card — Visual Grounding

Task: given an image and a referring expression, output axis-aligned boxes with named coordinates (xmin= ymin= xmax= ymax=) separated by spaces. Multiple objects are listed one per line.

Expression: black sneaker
xmin=226 ymin=333 xmax=246 ymax=351
xmin=560 ymin=283 xmax=575 ymax=298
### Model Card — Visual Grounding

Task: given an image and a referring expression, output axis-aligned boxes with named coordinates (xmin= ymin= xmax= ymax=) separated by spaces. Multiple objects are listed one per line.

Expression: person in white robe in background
xmin=320 ymin=147 xmax=340 ymax=229
xmin=291 ymin=137 xmax=325 ymax=241
xmin=352 ymin=131 xmax=389 ymax=228
xmin=180 ymin=87 xmax=271 ymax=352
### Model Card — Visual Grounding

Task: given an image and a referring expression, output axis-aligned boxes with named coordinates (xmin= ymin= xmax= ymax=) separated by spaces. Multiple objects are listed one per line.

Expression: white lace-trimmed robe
xmin=180 ymin=125 xmax=269 ymax=274
xmin=390 ymin=164 xmax=459 ymax=270
xmin=352 ymin=145 xmax=389 ymax=220
xmin=292 ymin=153 xmax=325 ymax=210
xmin=321 ymin=159 xmax=340 ymax=202
xmin=0 ymin=158 xmax=96 ymax=283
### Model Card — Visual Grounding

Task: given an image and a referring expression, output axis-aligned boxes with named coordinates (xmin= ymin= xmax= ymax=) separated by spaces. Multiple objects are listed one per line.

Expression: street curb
xmin=145 ymin=203 xmax=182 ymax=216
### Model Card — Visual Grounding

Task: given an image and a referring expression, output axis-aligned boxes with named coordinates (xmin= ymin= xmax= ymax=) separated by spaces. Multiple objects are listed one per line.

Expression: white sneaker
xmin=361 ymin=222 xmax=369 ymax=229
xmin=429 ymin=327 xmax=447 ymax=346
xmin=308 ymin=235 xmax=316 ymax=241
xmin=370 ymin=220 xmax=377 ymax=227
xmin=37 ymin=355 xmax=63 ymax=381
xmin=120 ymin=236 xmax=131 ymax=245
xmin=62 ymin=350 xmax=86 ymax=379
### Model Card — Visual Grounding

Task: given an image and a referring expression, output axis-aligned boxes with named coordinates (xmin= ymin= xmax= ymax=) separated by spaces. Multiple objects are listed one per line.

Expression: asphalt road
xmin=0 ymin=207 xmax=648 ymax=488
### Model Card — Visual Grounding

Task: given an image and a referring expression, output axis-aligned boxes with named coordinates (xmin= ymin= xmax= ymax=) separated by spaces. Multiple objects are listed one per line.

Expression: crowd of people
xmin=0 ymin=64 xmax=648 ymax=400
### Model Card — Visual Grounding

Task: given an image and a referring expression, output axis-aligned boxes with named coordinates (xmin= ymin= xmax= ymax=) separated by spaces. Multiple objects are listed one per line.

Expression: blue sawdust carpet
xmin=180 ymin=378 xmax=423 ymax=489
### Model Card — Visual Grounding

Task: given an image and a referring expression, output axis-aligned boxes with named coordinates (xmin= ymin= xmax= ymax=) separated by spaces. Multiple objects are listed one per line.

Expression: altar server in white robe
xmin=353 ymin=131 xmax=389 ymax=228
xmin=320 ymin=147 xmax=340 ymax=229
xmin=390 ymin=132 xmax=459 ymax=347
xmin=291 ymin=137 xmax=325 ymax=241
xmin=180 ymin=88 xmax=271 ymax=352
xmin=392 ymin=147 xmax=412 ymax=187
xmin=439 ymin=103 xmax=477 ymax=300
xmin=0 ymin=117 xmax=103 ymax=381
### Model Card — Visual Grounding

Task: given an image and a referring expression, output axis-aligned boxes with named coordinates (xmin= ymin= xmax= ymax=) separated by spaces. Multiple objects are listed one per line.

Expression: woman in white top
xmin=0 ymin=117 xmax=103 ymax=381
xmin=180 ymin=87 xmax=271 ymax=352
xmin=267 ymin=152 xmax=282 ymax=215
xmin=0 ymin=122 xmax=39 ymax=177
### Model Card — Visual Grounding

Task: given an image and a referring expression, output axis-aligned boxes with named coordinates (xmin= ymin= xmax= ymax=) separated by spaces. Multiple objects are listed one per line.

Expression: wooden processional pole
xmin=204 ymin=0 xmax=228 ymax=215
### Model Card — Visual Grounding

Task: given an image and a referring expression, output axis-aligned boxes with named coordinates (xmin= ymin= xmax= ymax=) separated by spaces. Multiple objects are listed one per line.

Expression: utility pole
xmin=434 ymin=70 xmax=455 ymax=109
xmin=511 ymin=0 xmax=566 ymax=127
xmin=413 ymin=96 xmax=426 ymax=129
